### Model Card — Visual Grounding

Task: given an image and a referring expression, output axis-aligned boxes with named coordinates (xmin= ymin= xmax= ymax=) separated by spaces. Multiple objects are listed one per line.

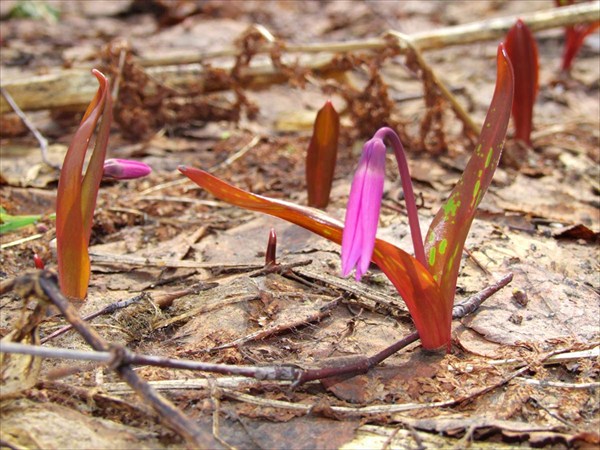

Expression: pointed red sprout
xmin=504 ymin=19 xmax=539 ymax=146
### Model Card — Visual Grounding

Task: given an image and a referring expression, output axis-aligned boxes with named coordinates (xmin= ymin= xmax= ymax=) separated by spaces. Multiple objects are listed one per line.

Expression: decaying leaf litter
xmin=1 ymin=0 xmax=599 ymax=448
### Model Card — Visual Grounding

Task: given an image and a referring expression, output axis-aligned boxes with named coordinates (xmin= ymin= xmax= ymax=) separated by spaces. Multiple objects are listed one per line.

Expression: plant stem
xmin=374 ymin=127 xmax=426 ymax=266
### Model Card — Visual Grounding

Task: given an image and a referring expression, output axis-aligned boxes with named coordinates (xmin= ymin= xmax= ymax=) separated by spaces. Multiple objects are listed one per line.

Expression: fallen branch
xmin=1 ymin=2 xmax=597 ymax=114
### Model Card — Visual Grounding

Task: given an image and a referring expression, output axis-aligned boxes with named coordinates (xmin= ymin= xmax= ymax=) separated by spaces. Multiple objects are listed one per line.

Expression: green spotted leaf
xmin=424 ymin=44 xmax=514 ymax=301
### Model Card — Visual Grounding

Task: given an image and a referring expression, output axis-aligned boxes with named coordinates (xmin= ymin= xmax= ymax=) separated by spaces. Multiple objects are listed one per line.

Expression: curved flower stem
xmin=374 ymin=127 xmax=426 ymax=266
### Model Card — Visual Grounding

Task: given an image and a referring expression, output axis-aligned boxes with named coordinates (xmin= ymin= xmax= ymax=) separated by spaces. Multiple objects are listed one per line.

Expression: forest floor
xmin=0 ymin=1 xmax=599 ymax=448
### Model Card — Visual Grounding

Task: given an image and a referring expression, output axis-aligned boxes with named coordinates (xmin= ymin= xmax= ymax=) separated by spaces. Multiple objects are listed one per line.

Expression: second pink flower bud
xmin=103 ymin=158 xmax=152 ymax=180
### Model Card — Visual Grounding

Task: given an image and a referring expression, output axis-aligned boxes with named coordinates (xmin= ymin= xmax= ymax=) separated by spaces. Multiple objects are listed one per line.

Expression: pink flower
xmin=341 ymin=137 xmax=386 ymax=280
xmin=341 ymin=127 xmax=426 ymax=281
xmin=103 ymin=159 xmax=151 ymax=180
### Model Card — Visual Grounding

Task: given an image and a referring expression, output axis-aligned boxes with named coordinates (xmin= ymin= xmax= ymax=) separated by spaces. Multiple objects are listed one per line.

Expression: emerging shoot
xmin=55 ymin=69 xmax=112 ymax=300
xmin=306 ymin=100 xmax=340 ymax=208
xmin=504 ymin=19 xmax=539 ymax=146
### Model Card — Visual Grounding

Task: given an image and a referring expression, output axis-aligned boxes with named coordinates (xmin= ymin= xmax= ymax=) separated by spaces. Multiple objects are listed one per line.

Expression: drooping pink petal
xmin=341 ymin=137 xmax=386 ymax=280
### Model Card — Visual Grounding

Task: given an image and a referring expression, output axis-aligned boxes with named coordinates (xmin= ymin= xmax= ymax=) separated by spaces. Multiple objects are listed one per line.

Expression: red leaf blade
xmin=56 ymin=70 xmax=111 ymax=300
xmin=179 ymin=166 xmax=450 ymax=349
xmin=306 ymin=100 xmax=340 ymax=208
xmin=424 ymin=44 xmax=514 ymax=305
xmin=504 ymin=19 xmax=539 ymax=145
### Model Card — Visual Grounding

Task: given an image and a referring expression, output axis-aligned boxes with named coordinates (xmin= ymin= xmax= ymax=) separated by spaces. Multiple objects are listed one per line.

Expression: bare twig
xmin=40 ymin=292 xmax=148 ymax=344
xmin=292 ymin=266 xmax=407 ymax=315
xmin=452 ymin=273 xmax=513 ymax=319
xmin=89 ymin=251 xmax=263 ymax=270
xmin=0 ymin=233 xmax=45 ymax=250
xmin=515 ymin=378 xmax=600 ymax=389
xmin=40 ymin=282 xmax=217 ymax=344
xmin=0 ymin=87 xmax=57 ymax=169
xmin=208 ymin=135 xmax=261 ymax=172
xmin=489 ymin=346 xmax=599 ymax=367
xmin=134 ymin=135 xmax=262 ymax=198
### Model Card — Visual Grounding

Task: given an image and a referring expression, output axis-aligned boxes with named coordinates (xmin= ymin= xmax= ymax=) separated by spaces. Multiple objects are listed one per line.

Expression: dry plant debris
xmin=1 ymin=1 xmax=599 ymax=448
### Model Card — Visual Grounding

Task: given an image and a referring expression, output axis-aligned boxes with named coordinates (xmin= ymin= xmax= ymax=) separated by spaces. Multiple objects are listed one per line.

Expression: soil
xmin=1 ymin=1 xmax=599 ymax=448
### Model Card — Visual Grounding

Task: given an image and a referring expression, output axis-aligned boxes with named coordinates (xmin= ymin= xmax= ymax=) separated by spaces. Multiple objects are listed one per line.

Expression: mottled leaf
xmin=306 ymin=100 xmax=340 ymax=208
xmin=179 ymin=166 xmax=450 ymax=350
xmin=424 ymin=44 xmax=514 ymax=305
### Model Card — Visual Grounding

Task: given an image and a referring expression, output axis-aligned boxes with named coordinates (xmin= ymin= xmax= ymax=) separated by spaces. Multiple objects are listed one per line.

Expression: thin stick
xmin=0 ymin=87 xmax=58 ymax=169
xmin=452 ymin=272 xmax=512 ymax=318
xmin=515 ymin=377 xmax=600 ymax=389
xmin=489 ymin=346 xmax=599 ymax=367
xmin=89 ymin=251 xmax=263 ymax=269
xmin=207 ymin=297 xmax=340 ymax=352
xmin=209 ymin=135 xmax=261 ymax=172
xmin=0 ymin=233 xmax=44 ymax=250
xmin=139 ymin=2 xmax=599 ymax=63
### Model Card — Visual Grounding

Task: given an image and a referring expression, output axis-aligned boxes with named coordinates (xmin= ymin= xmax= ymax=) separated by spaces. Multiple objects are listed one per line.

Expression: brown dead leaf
xmin=0 ymin=300 xmax=46 ymax=400
xmin=0 ymin=399 xmax=166 ymax=449
xmin=247 ymin=415 xmax=360 ymax=450
xmin=460 ymin=261 xmax=599 ymax=346
xmin=552 ymin=224 xmax=600 ymax=242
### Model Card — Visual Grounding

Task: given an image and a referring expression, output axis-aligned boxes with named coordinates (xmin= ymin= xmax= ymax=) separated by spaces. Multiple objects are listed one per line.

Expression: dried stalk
xmin=1 ymin=2 xmax=597 ymax=114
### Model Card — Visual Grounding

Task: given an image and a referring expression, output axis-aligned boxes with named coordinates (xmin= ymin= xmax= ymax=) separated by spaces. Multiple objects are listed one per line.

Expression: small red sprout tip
xmin=555 ymin=0 xmax=600 ymax=72
xmin=504 ymin=19 xmax=538 ymax=146
xmin=33 ymin=253 xmax=45 ymax=269
xmin=265 ymin=228 xmax=277 ymax=266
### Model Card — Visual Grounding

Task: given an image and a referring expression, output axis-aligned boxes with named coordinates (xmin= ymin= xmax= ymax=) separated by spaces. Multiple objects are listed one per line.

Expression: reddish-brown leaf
xmin=56 ymin=70 xmax=111 ymax=300
xmin=306 ymin=100 xmax=340 ymax=208
xmin=179 ymin=166 xmax=450 ymax=350
xmin=504 ymin=19 xmax=538 ymax=145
